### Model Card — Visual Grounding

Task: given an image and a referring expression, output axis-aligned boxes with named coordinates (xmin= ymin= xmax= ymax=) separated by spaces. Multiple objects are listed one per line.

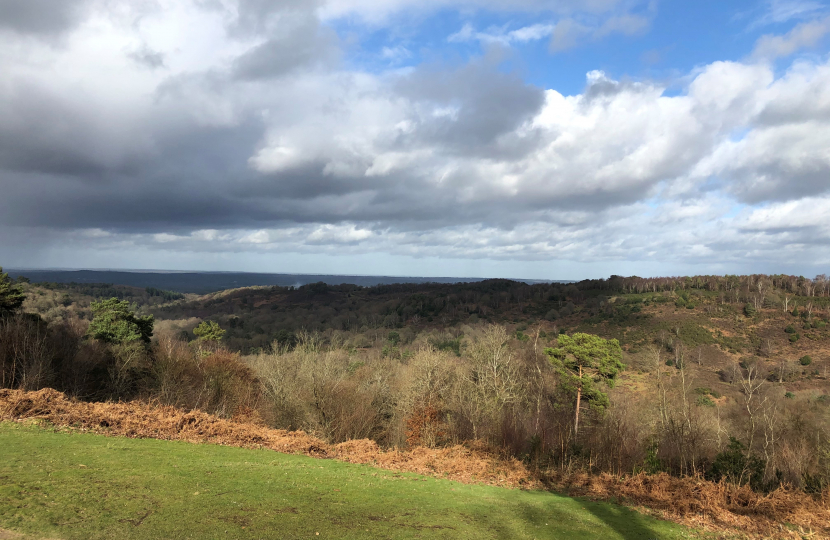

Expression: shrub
xmin=799 ymin=355 xmax=812 ymax=366
xmin=789 ymin=333 xmax=800 ymax=343
xmin=695 ymin=387 xmax=719 ymax=397
xmin=785 ymin=391 xmax=795 ymax=399
xmin=785 ymin=325 xmax=796 ymax=334
xmin=708 ymin=437 xmax=766 ymax=490
xmin=696 ymin=395 xmax=715 ymax=407
xmin=744 ymin=304 xmax=756 ymax=317
xmin=643 ymin=442 xmax=663 ymax=474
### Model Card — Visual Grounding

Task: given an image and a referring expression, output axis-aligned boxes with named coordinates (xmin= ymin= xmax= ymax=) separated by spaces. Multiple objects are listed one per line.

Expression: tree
xmin=545 ymin=333 xmax=624 ymax=434
xmin=0 ymin=267 xmax=25 ymax=316
xmin=87 ymin=298 xmax=153 ymax=344
xmin=193 ymin=320 xmax=225 ymax=342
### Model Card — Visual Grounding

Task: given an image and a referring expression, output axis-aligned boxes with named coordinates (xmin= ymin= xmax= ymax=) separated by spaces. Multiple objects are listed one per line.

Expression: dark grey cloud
xmin=232 ymin=19 xmax=338 ymax=79
xmin=128 ymin=46 xmax=166 ymax=70
xmin=394 ymin=58 xmax=545 ymax=156
xmin=0 ymin=0 xmax=90 ymax=36
xmin=229 ymin=0 xmax=323 ymax=36
xmin=727 ymin=160 xmax=830 ymax=204
xmin=0 ymin=82 xmax=120 ymax=178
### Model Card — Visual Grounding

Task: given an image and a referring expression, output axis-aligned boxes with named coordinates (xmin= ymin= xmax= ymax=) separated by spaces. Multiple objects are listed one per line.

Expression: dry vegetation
xmin=2 ymin=387 xmax=828 ymax=539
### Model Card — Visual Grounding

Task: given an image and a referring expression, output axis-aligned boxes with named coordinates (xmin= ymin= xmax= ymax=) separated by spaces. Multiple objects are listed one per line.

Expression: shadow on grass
xmin=506 ymin=494 xmax=666 ymax=540
xmin=581 ymin=499 xmax=663 ymax=540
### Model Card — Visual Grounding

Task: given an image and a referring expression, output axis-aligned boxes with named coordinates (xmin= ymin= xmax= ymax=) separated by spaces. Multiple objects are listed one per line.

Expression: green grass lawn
xmin=0 ymin=422 xmax=703 ymax=540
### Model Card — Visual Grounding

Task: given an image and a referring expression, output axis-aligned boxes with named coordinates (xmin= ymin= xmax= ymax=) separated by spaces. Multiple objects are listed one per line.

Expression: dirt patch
xmin=0 ymin=528 xmax=60 ymax=540
xmin=2 ymin=388 xmax=829 ymax=539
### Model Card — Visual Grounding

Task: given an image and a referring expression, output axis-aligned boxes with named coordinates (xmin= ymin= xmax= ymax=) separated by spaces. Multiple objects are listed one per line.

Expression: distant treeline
xmin=580 ymin=274 xmax=830 ymax=297
xmin=34 ymin=281 xmax=184 ymax=302
xmin=6 ymin=269 xmax=564 ymax=294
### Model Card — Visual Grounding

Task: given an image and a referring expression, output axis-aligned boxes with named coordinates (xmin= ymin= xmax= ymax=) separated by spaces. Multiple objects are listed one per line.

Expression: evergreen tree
xmin=193 ymin=320 xmax=225 ymax=342
xmin=545 ymin=333 xmax=624 ymax=434
xmin=0 ymin=267 xmax=26 ymax=316
xmin=87 ymin=298 xmax=154 ymax=344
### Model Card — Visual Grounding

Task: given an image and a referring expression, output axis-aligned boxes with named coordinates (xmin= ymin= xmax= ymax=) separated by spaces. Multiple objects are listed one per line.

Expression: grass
xmin=0 ymin=422 xmax=704 ymax=540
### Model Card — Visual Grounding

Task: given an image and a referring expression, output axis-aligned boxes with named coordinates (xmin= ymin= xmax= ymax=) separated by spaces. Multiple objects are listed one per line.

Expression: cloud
xmin=2 ymin=0 xmax=830 ymax=275
xmin=319 ymin=0 xmax=629 ymax=24
xmin=232 ymin=21 xmax=339 ymax=79
xmin=549 ymin=11 xmax=651 ymax=52
xmin=381 ymin=46 xmax=412 ymax=63
xmin=444 ymin=4 xmax=655 ymax=55
xmin=448 ymin=22 xmax=555 ymax=45
xmin=128 ymin=46 xmax=166 ymax=70
xmin=752 ymin=15 xmax=830 ymax=59
xmin=0 ymin=0 xmax=92 ymax=37
xmin=749 ymin=0 xmax=826 ymax=29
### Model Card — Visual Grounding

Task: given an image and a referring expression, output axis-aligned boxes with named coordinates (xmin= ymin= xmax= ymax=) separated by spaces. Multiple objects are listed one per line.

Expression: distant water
xmin=7 ymin=269 xmax=565 ymax=294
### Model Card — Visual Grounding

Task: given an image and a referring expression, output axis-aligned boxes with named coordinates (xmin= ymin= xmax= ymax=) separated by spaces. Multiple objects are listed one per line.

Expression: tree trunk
xmin=574 ymin=365 xmax=582 ymax=435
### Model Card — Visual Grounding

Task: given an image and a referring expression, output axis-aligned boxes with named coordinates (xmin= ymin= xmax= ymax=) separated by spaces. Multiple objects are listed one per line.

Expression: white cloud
xmin=753 ymin=16 xmax=830 ymax=59
xmin=381 ymin=45 xmax=412 ymax=63
xmin=448 ymin=22 xmax=555 ymax=45
xmin=750 ymin=0 xmax=826 ymax=29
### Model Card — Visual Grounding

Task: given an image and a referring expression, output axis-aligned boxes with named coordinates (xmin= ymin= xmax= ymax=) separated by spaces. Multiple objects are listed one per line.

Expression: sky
xmin=1 ymin=0 xmax=830 ymax=280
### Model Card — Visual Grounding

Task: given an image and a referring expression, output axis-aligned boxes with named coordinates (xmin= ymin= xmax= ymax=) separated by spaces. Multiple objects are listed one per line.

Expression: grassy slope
xmin=0 ymin=423 xmax=703 ymax=540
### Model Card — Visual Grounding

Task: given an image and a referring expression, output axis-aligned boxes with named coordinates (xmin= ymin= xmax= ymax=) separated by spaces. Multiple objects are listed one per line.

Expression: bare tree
xmin=738 ymin=361 xmax=768 ymax=456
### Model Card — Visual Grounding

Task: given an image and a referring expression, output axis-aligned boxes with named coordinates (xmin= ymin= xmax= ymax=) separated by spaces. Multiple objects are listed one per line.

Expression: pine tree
xmin=545 ymin=333 xmax=624 ymax=434
xmin=0 ymin=267 xmax=26 ymax=316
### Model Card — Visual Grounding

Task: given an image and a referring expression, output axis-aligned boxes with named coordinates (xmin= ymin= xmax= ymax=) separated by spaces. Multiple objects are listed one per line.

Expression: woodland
xmin=2 ymin=268 xmax=830 ymax=503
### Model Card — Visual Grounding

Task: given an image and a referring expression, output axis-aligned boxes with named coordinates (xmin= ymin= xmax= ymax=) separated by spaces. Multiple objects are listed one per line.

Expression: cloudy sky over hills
xmin=1 ymin=0 xmax=830 ymax=279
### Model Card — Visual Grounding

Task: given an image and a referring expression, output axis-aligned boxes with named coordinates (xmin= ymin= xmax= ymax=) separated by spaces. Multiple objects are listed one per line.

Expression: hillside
xmin=0 ymin=420 xmax=702 ymax=540
xmin=3 ymin=272 xmax=830 ymax=538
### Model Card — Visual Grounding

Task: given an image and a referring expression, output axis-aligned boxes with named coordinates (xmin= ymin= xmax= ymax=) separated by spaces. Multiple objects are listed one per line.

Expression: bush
xmin=789 ymin=333 xmax=800 ymax=343
xmin=708 ymin=437 xmax=766 ymax=490
xmin=785 ymin=391 xmax=795 ymax=399
xmin=785 ymin=325 xmax=796 ymax=334
xmin=744 ymin=304 xmax=756 ymax=317
xmin=696 ymin=395 xmax=715 ymax=407
xmin=799 ymin=355 xmax=812 ymax=366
